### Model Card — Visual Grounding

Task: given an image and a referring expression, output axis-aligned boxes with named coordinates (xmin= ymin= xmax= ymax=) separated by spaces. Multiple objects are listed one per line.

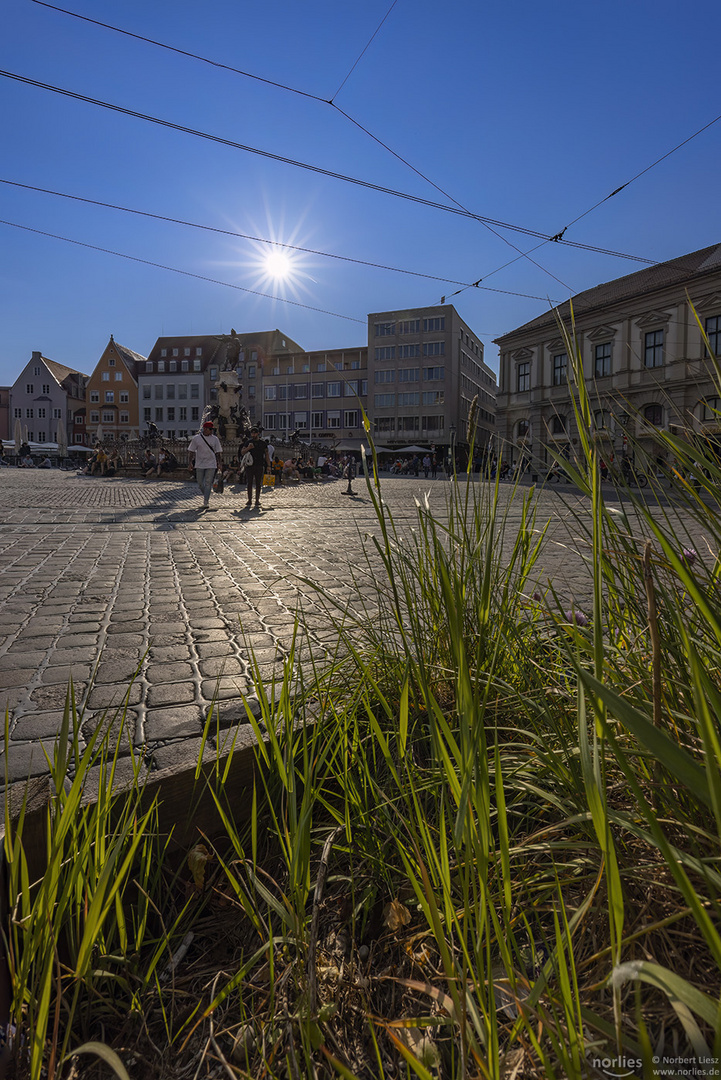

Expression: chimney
xmin=32 ymin=351 xmax=42 ymax=361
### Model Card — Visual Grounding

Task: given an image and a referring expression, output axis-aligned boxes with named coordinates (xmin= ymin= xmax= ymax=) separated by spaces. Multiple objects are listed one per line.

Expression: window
xmin=344 ymin=410 xmax=358 ymax=427
xmin=37 ymin=432 xmax=46 ymax=443
xmin=37 ymin=407 xmax=46 ymax=419
xmin=13 ymin=408 xmax=21 ymax=418
xmin=191 ymin=407 xmax=199 ymax=421
xmin=26 ymin=383 xmax=34 ymax=394
xmin=644 ymin=330 xmax=664 ymax=368
xmin=423 ymin=342 xmax=445 ymax=357
xmin=277 ymin=385 xmax=287 ymax=401
xmin=190 ymin=384 xmax=199 ymax=399
xmin=327 ymin=411 xmax=341 ymax=428
xmin=302 ymin=363 xmax=310 ymax=372
xmin=551 ymin=415 xmax=567 ymax=434
xmin=594 ymin=343 xmax=611 ymax=378
xmin=160 ymin=349 xmax=167 ymax=357
xmin=91 ymin=411 xmax=100 ymax=422
xmin=327 ymin=382 xmax=341 ymax=397
xmin=423 ymin=366 xmax=445 ymax=381
xmin=120 ymin=411 xmax=129 ymax=423
xmin=167 ymin=407 xmax=175 ymax=421
xmin=350 ymin=360 xmax=360 ymax=369
xmin=145 ymin=362 xmax=154 ymax=373
xmin=155 ymin=408 xmax=163 ymax=422
xmin=294 ymin=384 xmax=309 ymax=399
xmin=398 ymin=319 xmax=420 ymax=334
xmin=517 ymin=419 xmax=530 ymax=438
xmin=398 ymin=416 xmax=420 ymax=431
xmin=374 ymin=393 xmax=395 ymax=407
xmin=169 ymin=360 xmax=177 ymax=372
xmin=196 ymin=348 xmax=202 ymax=357
xmin=374 ymin=370 xmax=395 ymax=384
xmin=178 ymin=384 xmax=188 ymax=399
xmin=102 ymin=411 xmax=115 ymax=423
xmin=361 ymin=380 xmax=368 ymax=394
xmin=114 ymin=371 xmax=123 ymax=381
xmin=248 ymin=385 xmax=256 ymax=397
xmin=424 ymin=317 xmax=445 ymax=332
xmin=375 ymin=322 xmax=395 ymax=336
xmin=265 ymin=386 xmax=277 ymax=400
xmin=398 ymin=392 xmax=420 ymax=406
xmin=120 ymin=392 xmax=129 ymax=403
xmin=703 ymin=396 xmax=721 ymax=420
xmin=166 ymin=385 xmax=175 ymax=400
xmin=312 ymin=411 xmax=324 ymax=428
xmin=644 ymin=403 xmax=663 ymax=426
xmin=375 ymin=347 xmax=395 ymax=361
xmin=593 ymin=410 xmax=609 ymax=430
xmin=705 ymin=316 xmax=721 ymax=357
xmin=53 ymin=408 xmax=62 ymax=419
xmin=422 ymin=415 xmax=445 ymax=431
xmin=42 ymin=383 xmax=50 ymax=394
xmin=179 ymin=407 xmax=187 ymax=421
xmin=346 ymin=380 xmax=359 ymax=395
xmin=157 ymin=361 xmax=165 ymax=373
xmin=422 ymin=391 xmax=444 ymax=405
xmin=91 ymin=390 xmax=101 ymax=403
xmin=25 ymin=408 xmax=33 ymax=418
xmin=193 ymin=360 xmax=202 ymax=371
xmin=33 ymin=366 xmax=40 ymax=375
xmin=247 ymin=364 xmax=256 ymax=378
xmin=398 ymin=367 xmax=419 ymax=382
xmin=553 ymin=354 xmax=567 ymax=385
xmin=209 ymin=367 xmax=218 ymax=380
xmin=315 ymin=362 xmax=325 ymax=373
xmin=374 ymin=417 xmax=395 ymax=433
xmin=295 ymin=412 xmax=308 ymax=428
xmin=173 ymin=349 xmax=179 ymax=357
xmin=517 ymin=363 xmax=530 ymax=392
xmin=75 ymin=434 xmax=83 ymax=443
xmin=105 ymin=391 xmax=114 ymax=403
xmin=154 ymin=385 xmax=163 ymax=400
xmin=181 ymin=360 xmax=189 ymax=372
xmin=398 ymin=344 xmax=420 ymax=358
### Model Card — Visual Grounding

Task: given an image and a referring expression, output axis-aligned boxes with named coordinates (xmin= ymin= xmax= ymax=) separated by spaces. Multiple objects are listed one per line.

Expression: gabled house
xmin=10 ymin=351 xmax=89 ymax=444
xmin=84 ymin=336 xmax=144 ymax=444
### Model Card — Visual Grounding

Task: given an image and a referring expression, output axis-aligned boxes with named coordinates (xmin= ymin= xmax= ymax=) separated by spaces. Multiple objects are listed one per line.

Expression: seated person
xmin=298 ymin=459 xmax=316 ymax=479
xmin=272 ymin=456 xmax=284 ymax=485
xmin=143 ymin=449 xmax=157 ymax=477
xmin=91 ymin=446 xmax=108 ymax=475
xmin=38 ymin=456 xmax=53 ymax=469
xmin=282 ymin=458 xmax=301 ymax=482
xmin=105 ymin=452 xmax=122 ymax=477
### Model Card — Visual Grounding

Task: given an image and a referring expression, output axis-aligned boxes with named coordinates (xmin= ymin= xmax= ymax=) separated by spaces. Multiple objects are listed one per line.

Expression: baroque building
xmin=495 ymin=244 xmax=721 ymax=468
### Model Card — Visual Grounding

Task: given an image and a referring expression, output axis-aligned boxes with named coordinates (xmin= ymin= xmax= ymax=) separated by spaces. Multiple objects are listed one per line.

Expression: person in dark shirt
xmin=240 ymin=428 xmax=270 ymax=509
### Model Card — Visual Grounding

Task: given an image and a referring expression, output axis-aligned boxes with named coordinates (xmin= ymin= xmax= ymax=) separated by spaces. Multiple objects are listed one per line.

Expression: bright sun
xmin=262 ymin=249 xmax=294 ymax=281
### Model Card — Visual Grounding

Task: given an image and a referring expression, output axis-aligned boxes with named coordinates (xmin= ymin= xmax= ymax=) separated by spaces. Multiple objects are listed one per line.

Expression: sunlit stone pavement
xmin=0 ymin=467 xmax=700 ymax=783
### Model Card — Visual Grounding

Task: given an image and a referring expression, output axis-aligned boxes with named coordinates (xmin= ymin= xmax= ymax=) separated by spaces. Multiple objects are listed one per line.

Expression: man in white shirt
xmin=187 ymin=420 xmax=223 ymax=511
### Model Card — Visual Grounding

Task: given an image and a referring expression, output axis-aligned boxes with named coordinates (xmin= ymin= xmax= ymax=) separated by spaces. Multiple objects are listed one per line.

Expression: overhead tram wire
xmin=330 ymin=0 xmax=400 ymax=101
xmin=0 ymin=177 xmax=566 ymax=303
xmin=0 ymin=218 xmax=366 ymax=324
xmin=23 ymin=5 xmax=660 ymax=271
xmin=0 ymin=71 xmax=654 ymax=268
xmin=28 ymin=0 xmax=576 ymax=292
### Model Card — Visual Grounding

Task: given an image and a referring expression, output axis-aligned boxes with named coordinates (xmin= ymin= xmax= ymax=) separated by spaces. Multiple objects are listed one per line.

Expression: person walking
xmin=187 ymin=420 xmax=222 ymax=511
xmin=240 ymin=427 xmax=270 ymax=509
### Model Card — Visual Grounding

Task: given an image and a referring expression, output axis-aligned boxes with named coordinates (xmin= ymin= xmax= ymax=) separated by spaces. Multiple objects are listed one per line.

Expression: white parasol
xmin=95 ymin=424 xmax=103 ymax=444
xmin=14 ymin=418 xmax=22 ymax=452
xmin=56 ymin=416 xmax=67 ymax=457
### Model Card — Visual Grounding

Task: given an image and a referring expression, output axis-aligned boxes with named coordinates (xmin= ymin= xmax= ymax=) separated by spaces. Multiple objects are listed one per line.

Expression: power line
xmin=0 ymin=218 xmax=366 ymax=323
xmin=331 ymin=0 xmax=399 ymax=101
xmin=0 ymin=69 xmax=655 ymax=267
xmin=0 ymin=176 xmax=566 ymax=302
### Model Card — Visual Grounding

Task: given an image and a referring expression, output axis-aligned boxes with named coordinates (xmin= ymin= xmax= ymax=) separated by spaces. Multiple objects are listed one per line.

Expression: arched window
xmin=551 ymin=415 xmax=567 ymax=435
xmin=644 ymin=404 xmax=663 ymax=426
xmin=517 ymin=419 xmax=530 ymax=438
xmin=593 ymin=410 xmax=610 ymax=430
xmin=702 ymin=396 xmax=721 ymax=421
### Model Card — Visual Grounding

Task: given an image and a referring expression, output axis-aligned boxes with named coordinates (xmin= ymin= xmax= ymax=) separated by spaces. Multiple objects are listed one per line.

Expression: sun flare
xmin=262 ymin=248 xmax=294 ymax=282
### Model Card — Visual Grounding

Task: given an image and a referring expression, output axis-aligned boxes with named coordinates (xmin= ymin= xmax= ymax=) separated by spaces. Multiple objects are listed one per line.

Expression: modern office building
xmin=494 ymin=243 xmax=721 ymax=468
xmin=261 ymin=345 xmax=367 ymax=443
xmin=367 ymin=304 xmax=496 ymax=452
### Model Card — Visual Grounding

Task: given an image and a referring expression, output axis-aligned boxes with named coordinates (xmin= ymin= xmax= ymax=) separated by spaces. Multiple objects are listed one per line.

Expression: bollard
xmin=344 ymin=457 xmax=356 ymax=495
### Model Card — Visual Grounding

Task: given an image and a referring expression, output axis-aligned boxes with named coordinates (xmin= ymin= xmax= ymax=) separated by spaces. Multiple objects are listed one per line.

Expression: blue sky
xmin=2 ymin=0 xmax=720 ymax=384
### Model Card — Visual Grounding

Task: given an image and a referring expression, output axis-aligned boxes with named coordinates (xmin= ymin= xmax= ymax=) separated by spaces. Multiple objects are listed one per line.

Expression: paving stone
xmin=199 ymin=656 xmax=244 ymax=678
xmin=93 ymin=658 xmax=145 ymax=683
xmin=150 ymin=737 xmax=216 ymax=771
xmin=0 ymin=686 xmax=29 ymax=712
xmin=200 ymin=676 xmax=247 ymax=701
xmin=103 ymin=631 xmax=145 ymax=647
xmin=0 ymin=667 xmax=40 ymax=688
xmin=193 ymin=640 xmax=236 ymax=659
xmin=30 ymin=684 xmax=86 ymax=710
xmin=147 ymin=644 xmax=193 ymax=662
xmin=55 ymin=634 xmax=100 ymax=650
xmin=144 ymin=705 xmax=204 ymax=741
xmin=10 ymin=711 xmax=75 ymax=739
xmin=146 ymin=681 xmax=196 ymax=707
xmin=0 ymin=740 xmax=74 ymax=783
xmin=145 ymin=661 xmax=195 ymax=684
xmin=86 ymin=683 xmax=143 ymax=709
xmin=41 ymin=664 xmax=93 ymax=685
